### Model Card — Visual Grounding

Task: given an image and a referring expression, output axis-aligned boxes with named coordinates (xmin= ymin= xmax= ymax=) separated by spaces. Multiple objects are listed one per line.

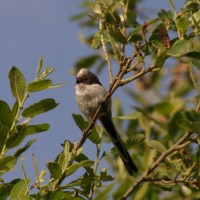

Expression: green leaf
xmin=8 ymin=67 xmax=26 ymax=103
xmin=48 ymin=83 xmax=64 ymax=89
xmin=12 ymin=101 xmax=19 ymax=120
xmin=115 ymin=111 xmax=142 ymax=120
xmin=0 ymin=125 xmax=9 ymax=152
xmin=154 ymin=52 xmax=167 ymax=69
xmin=0 ymin=179 xmax=21 ymax=200
xmin=100 ymin=168 xmax=114 ymax=182
xmin=72 ymin=114 xmax=86 ymax=130
xmin=91 ymin=32 xmax=101 ymax=48
xmin=89 ymin=125 xmax=102 ymax=145
xmin=44 ymin=191 xmax=75 ymax=200
xmin=127 ymin=133 xmax=145 ymax=145
xmin=167 ymin=39 xmax=193 ymax=57
xmin=72 ymin=114 xmax=101 ymax=144
xmin=177 ymin=119 xmax=200 ymax=133
xmin=10 ymin=179 xmax=30 ymax=200
xmin=0 ymin=156 xmax=17 ymax=174
xmin=0 ymin=100 xmax=13 ymax=127
xmin=127 ymin=25 xmax=143 ymax=41
xmin=27 ymin=79 xmax=52 ymax=92
xmin=152 ymin=40 xmax=166 ymax=52
xmin=36 ymin=56 xmax=43 ymax=78
xmin=38 ymin=169 xmax=47 ymax=183
xmin=39 ymin=66 xmax=54 ymax=79
xmin=176 ymin=15 xmax=188 ymax=34
xmin=154 ymin=102 xmax=174 ymax=116
xmin=170 ymin=159 xmax=183 ymax=171
xmin=22 ymin=98 xmax=58 ymax=117
xmin=184 ymin=51 xmax=200 ymax=59
xmin=65 ymin=160 xmax=93 ymax=177
xmin=6 ymin=124 xmax=49 ymax=148
xmin=182 ymin=109 xmax=200 ymax=122
xmin=146 ymin=140 xmax=167 ymax=153
xmin=189 ymin=10 xmax=200 ymax=32
xmin=57 ymin=141 xmax=79 ymax=172
xmin=47 ymin=162 xmax=62 ymax=179
xmin=107 ymin=24 xmax=127 ymax=44
xmin=14 ymin=139 xmax=37 ymax=157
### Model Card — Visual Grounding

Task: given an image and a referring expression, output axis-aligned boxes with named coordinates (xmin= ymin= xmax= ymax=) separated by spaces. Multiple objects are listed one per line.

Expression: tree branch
xmin=122 ymin=100 xmax=200 ymax=199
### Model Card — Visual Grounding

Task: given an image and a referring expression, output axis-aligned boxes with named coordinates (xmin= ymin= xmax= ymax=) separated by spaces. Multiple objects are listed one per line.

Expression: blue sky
xmin=0 ymin=0 xmax=184 ymax=186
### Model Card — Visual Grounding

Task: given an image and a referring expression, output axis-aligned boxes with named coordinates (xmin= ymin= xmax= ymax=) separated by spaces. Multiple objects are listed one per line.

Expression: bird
xmin=75 ymin=68 xmax=138 ymax=175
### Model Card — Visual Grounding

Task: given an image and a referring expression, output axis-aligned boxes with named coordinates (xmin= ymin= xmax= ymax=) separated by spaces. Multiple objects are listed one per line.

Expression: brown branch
xmin=122 ymin=131 xmax=193 ymax=199
xmin=122 ymin=100 xmax=200 ymax=199
xmin=120 ymin=64 xmax=156 ymax=86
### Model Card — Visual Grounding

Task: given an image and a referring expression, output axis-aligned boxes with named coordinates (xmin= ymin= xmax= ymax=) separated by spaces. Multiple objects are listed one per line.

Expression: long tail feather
xmin=100 ymin=115 xmax=138 ymax=175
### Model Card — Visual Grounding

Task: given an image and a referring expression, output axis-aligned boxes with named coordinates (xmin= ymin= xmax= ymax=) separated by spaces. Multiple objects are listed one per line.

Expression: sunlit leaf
xmin=8 ymin=67 xmax=26 ymax=103
xmin=10 ymin=179 xmax=30 ymax=200
xmin=147 ymin=140 xmax=167 ymax=153
xmin=36 ymin=56 xmax=43 ymax=78
xmin=72 ymin=114 xmax=101 ymax=144
xmin=47 ymin=162 xmax=62 ymax=179
xmin=127 ymin=133 xmax=145 ymax=145
xmin=176 ymin=15 xmax=188 ymax=34
xmin=27 ymin=79 xmax=52 ymax=92
xmin=22 ymin=98 xmax=58 ymax=117
xmin=115 ymin=111 xmax=142 ymax=120
xmin=6 ymin=124 xmax=49 ymax=148
xmin=0 ymin=156 xmax=17 ymax=174
xmin=65 ymin=160 xmax=93 ymax=177
xmin=0 ymin=179 xmax=20 ymax=200
xmin=14 ymin=139 xmax=37 ymax=157
xmin=39 ymin=66 xmax=55 ymax=79
xmin=152 ymin=40 xmax=166 ymax=52
xmin=107 ymin=24 xmax=127 ymax=44
xmin=167 ymin=39 xmax=193 ymax=57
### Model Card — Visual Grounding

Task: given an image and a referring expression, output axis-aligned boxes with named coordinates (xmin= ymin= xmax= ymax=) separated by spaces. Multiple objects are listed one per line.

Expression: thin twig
xmin=122 ymin=100 xmax=200 ymax=199
xmin=120 ymin=64 xmax=156 ymax=86
xmin=122 ymin=131 xmax=193 ymax=199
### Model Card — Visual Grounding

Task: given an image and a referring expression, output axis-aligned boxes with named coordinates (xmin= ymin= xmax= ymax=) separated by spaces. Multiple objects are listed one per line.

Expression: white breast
xmin=75 ymin=83 xmax=108 ymax=119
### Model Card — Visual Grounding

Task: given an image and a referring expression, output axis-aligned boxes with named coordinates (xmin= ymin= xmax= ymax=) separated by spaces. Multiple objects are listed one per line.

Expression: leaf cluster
xmin=0 ymin=57 xmax=61 ymax=199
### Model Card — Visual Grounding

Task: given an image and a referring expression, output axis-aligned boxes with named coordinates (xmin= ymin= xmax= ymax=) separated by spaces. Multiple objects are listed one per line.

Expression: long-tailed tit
xmin=75 ymin=68 xmax=138 ymax=175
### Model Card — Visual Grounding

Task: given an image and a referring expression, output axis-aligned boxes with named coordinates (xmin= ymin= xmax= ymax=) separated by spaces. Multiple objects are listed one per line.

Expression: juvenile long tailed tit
xmin=75 ymin=68 xmax=138 ymax=175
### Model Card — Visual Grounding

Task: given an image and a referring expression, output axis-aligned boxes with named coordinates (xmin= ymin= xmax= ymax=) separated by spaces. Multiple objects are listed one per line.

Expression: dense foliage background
xmin=0 ymin=0 xmax=200 ymax=199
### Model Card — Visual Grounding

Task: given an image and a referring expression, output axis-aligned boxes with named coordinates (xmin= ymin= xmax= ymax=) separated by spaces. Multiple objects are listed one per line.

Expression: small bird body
xmin=75 ymin=68 xmax=138 ymax=175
